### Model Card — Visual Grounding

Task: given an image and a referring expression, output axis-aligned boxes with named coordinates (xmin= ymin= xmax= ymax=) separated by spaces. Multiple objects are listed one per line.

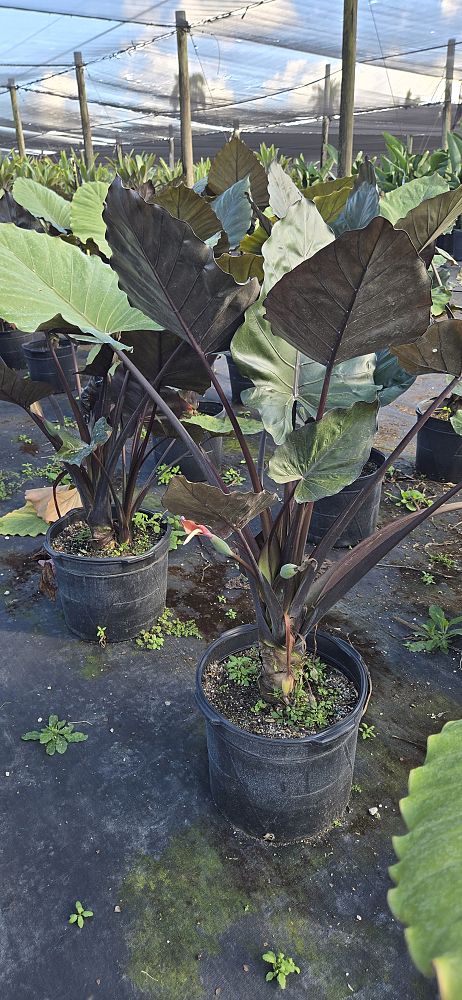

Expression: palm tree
xmin=170 ymin=73 xmax=207 ymax=111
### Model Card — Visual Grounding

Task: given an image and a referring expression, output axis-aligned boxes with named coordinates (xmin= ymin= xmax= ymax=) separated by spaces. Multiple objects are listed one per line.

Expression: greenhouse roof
xmin=0 ymin=0 xmax=460 ymax=153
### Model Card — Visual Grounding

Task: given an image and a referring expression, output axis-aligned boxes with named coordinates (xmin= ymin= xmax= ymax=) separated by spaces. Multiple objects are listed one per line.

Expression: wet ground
xmin=0 ymin=361 xmax=461 ymax=1000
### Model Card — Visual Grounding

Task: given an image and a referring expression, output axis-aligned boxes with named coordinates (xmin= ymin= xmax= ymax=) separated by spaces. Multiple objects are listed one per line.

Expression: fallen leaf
xmin=25 ymin=485 xmax=83 ymax=523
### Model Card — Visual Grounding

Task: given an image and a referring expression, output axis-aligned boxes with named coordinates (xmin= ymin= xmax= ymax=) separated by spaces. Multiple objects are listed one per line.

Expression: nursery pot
xmin=196 ymin=624 xmax=370 ymax=842
xmin=308 ymin=448 xmax=384 ymax=547
xmin=225 ymin=352 xmax=253 ymax=403
xmin=415 ymin=399 xmax=462 ymax=483
xmin=44 ymin=509 xmax=170 ymax=643
xmin=436 ymin=230 xmax=462 ymax=262
xmin=0 ymin=328 xmax=33 ymax=369
xmin=23 ymin=336 xmax=76 ymax=392
xmin=153 ymin=399 xmax=224 ymax=482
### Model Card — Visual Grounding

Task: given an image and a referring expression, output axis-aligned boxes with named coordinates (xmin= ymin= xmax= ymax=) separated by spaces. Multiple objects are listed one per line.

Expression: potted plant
xmin=413 ymin=386 xmax=462 ymax=483
xmin=1 ymin=157 xmax=461 ymax=841
xmin=94 ymin=177 xmax=461 ymax=842
xmin=0 ymin=320 xmax=33 ymax=369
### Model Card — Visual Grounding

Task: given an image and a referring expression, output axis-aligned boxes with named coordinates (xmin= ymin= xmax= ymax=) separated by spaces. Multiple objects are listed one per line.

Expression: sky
xmin=0 ymin=0 xmax=459 ymax=149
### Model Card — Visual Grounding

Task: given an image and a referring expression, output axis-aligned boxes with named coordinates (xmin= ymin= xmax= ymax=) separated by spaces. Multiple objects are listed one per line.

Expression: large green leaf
xmin=212 ymin=177 xmax=252 ymax=249
xmin=267 ymin=161 xmax=302 ymax=219
xmin=268 ymin=401 xmax=378 ymax=502
xmin=388 ymin=719 xmax=462 ymax=999
xmin=396 ymin=185 xmax=462 ymax=252
xmin=207 ymin=137 xmax=268 ymax=207
xmin=12 ymin=177 xmax=71 ymax=232
xmin=103 ymin=179 xmax=259 ymax=355
xmin=394 ymin=319 xmax=462 ymax=376
xmin=152 ymin=183 xmax=220 ymax=243
xmin=0 ymin=189 xmax=42 ymax=230
xmin=0 ymin=224 xmax=159 ymax=339
xmin=379 ymin=174 xmax=449 ymax=225
xmin=70 ymin=181 xmax=111 ymax=256
xmin=163 ymin=476 xmax=276 ymax=537
xmin=0 ymin=359 xmax=54 ymax=408
xmin=182 ymin=412 xmax=262 ymax=435
xmin=447 ymin=132 xmax=462 ymax=177
xmin=231 ymin=199 xmax=347 ymax=444
xmin=0 ymin=502 xmax=48 ymax=536
xmin=265 ymin=217 xmax=431 ymax=366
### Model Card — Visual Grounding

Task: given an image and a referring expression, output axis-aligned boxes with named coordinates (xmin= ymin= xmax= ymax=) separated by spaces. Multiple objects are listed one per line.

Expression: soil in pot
xmin=45 ymin=509 xmax=170 ymax=642
xmin=23 ymin=335 xmax=76 ymax=392
xmin=152 ymin=399 xmax=224 ymax=483
xmin=415 ymin=399 xmax=462 ymax=483
xmin=0 ymin=327 xmax=33 ymax=369
xmin=308 ymin=447 xmax=384 ymax=547
xmin=202 ymin=645 xmax=357 ymax=739
xmin=196 ymin=625 xmax=369 ymax=842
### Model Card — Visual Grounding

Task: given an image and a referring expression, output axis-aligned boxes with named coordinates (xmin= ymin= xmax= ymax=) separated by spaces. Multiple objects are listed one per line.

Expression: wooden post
xmin=175 ymin=10 xmax=194 ymax=187
xmin=406 ymin=134 xmax=413 ymax=154
xmin=232 ymin=119 xmax=240 ymax=138
xmin=168 ymin=126 xmax=175 ymax=169
xmin=338 ymin=0 xmax=358 ymax=176
xmin=74 ymin=51 xmax=94 ymax=167
xmin=442 ymin=37 xmax=456 ymax=148
xmin=320 ymin=64 xmax=331 ymax=167
xmin=8 ymin=79 xmax=26 ymax=157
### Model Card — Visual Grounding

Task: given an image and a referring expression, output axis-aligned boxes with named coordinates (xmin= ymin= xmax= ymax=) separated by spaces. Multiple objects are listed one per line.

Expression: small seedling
xmin=360 ymin=722 xmax=377 ymax=741
xmin=404 ymin=605 xmax=462 ymax=654
xmin=69 ymin=901 xmax=93 ymax=929
xmin=22 ymin=715 xmax=88 ymax=756
xmin=429 ymin=551 xmax=456 ymax=570
xmin=222 ymin=466 xmax=245 ymax=486
xmin=385 ymin=465 xmax=396 ymax=480
xmin=224 ymin=653 xmax=259 ymax=686
xmin=217 ymin=594 xmax=227 ymax=604
xmin=332 ymin=818 xmax=342 ymax=828
xmin=96 ymin=625 xmax=107 ymax=648
xmin=262 ymin=951 xmax=300 ymax=989
xmin=388 ymin=487 xmax=432 ymax=512
xmin=136 ymin=607 xmax=202 ymax=649
xmin=421 ymin=571 xmax=435 ymax=586
xmin=225 ymin=608 xmax=237 ymax=620
xmin=251 ymin=699 xmax=267 ymax=715
xmin=157 ymin=463 xmax=180 ymax=486
xmin=18 ymin=434 xmax=33 ymax=445
xmin=351 ymin=783 xmax=362 ymax=794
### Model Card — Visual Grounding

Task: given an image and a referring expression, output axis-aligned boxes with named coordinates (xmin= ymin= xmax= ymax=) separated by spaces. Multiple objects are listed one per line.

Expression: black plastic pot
xmin=308 ymin=448 xmax=384 ymax=548
xmin=436 ymin=229 xmax=462 ymax=262
xmin=153 ymin=400 xmax=224 ymax=483
xmin=415 ymin=399 xmax=462 ymax=483
xmin=0 ymin=328 xmax=33 ymax=369
xmin=23 ymin=336 xmax=76 ymax=392
xmin=226 ymin=353 xmax=253 ymax=403
xmin=44 ymin=509 xmax=170 ymax=642
xmin=196 ymin=624 xmax=370 ymax=842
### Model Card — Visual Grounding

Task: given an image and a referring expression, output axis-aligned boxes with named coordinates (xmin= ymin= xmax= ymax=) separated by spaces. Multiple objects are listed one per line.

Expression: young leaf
xmin=55 ymin=736 xmax=68 ymax=754
xmin=262 ymin=952 xmax=277 ymax=964
xmin=152 ymin=183 xmax=221 ymax=243
xmin=277 ymin=972 xmax=287 ymax=988
xmin=56 ymin=416 xmax=112 ymax=466
xmin=21 ymin=731 xmax=41 ymax=741
xmin=82 ymin=910 xmax=93 ymax=918
xmin=332 ymin=181 xmax=379 ymax=237
xmin=69 ymin=913 xmax=78 ymax=924
xmin=48 ymin=715 xmax=58 ymax=726
xmin=267 ymin=161 xmax=302 ymax=219
xmin=451 ymin=410 xmax=462 ymax=435
xmin=40 ymin=731 xmax=53 ymax=743
xmin=264 ymin=217 xmax=431 ymax=367
xmin=207 ymin=136 xmax=268 ymax=207
xmin=212 ymin=176 xmax=252 ymax=249
xmin=103 ymin=180 xmax=259 ymax=355
xmin=268 ymin=402 xmax=378 ymax=502
xmin=77 ymin=914 xmax=84 ymax=929
xmin=45 ymin=742 xmax=56 ymax=756
xmin=66 ymin=732 xmax=88 ymax=743
xmin=75 ymin=902 xmax=84 ymax=913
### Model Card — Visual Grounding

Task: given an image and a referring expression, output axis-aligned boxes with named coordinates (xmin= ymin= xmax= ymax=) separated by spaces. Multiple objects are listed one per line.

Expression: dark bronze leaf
xmin=394 ymin=319 xmax=462 ymax=376
xmin=396 ymin=185 xmax=462 ymax=253
xmin=264 ymin=216 xmax=430 ymax=367
xmin=0 ymin=190 xmax=42 ymax=230
xmin=152 ymin=183 xmax=221 ymax=243
xmin=104 ymin=179 xmax=259 ymax=355
xmin=162 ymin=476 xmax=276 ymax=537
xmin=207 ymin=137 xmax=269 ymax=207
xmin=0 ymin=359 xmax=54 ymax=407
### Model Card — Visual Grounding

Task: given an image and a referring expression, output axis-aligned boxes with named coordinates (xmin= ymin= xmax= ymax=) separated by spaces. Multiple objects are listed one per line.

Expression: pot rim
xmin=44 ymin=507 xmax=171 ymax=566
xmin=196 ymin=623 xmax=370 ymax=748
